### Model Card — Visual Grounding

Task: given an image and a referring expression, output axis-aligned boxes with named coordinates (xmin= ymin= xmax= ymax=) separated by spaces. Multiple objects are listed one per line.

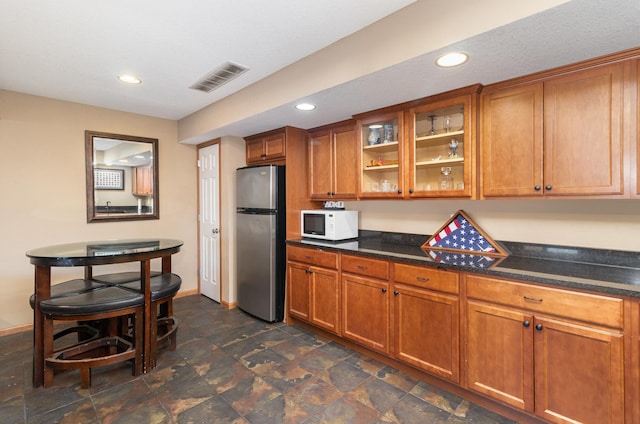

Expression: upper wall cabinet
xmin=635 ymin=58 xmax=640 ymax=198
xmin=245 ymin=128 xmax=286 ymax=165
xmin=356 ymin=109 xmax=405 ymax=198
xmin=406 ymin=86 xmax=480 ymax=198
xmin=481 ymin=62 xmax=626 ymax=198
xmin=308 ymin=121 xmax=357 ymax=200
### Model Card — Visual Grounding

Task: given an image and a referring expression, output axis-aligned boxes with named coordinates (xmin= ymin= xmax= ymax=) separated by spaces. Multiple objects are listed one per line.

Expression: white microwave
xmin=301 ymin=210 xmax=358 ymax=241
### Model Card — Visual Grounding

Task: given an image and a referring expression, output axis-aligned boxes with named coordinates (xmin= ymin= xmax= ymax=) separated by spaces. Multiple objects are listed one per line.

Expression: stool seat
xmin=40 ymin=285 xmax=144 ymax=388
xmin=119 ymin=273 xmax=182 ymax=300
xmin=29 ymin=279 xmax=106 ymax=309
xmin=40 ymin=286 xmax=144 ymax=316
xmin=91 ymin=271 xmax=162 ymax=285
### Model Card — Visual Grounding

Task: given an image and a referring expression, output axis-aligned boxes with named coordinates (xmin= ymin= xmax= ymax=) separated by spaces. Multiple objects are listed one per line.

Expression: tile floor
xmin=0 ymin=294 xmax=518 ymax=423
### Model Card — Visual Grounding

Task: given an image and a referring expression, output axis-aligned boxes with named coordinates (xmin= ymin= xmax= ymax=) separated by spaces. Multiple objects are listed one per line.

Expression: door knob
xmin=212 ymin=228 xmax=219 ymax=234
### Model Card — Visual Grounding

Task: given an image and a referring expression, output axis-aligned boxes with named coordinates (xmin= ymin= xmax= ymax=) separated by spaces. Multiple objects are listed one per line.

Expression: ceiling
xmin=1 ymin=0 xmax=414 ymax=119
xmin=2 ymin=0 xmax=640 ymax=143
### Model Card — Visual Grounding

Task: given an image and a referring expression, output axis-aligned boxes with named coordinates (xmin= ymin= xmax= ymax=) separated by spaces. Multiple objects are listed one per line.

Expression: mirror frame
xmin=85 ymin=130 xmax=159 ymax=223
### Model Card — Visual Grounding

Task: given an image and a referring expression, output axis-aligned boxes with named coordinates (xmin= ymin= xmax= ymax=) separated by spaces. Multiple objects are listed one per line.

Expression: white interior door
xmin=199 ymin=144 xmax=220 ymax=302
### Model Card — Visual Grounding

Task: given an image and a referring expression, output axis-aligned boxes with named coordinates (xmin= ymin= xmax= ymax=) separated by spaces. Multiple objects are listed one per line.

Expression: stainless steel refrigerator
xmin=236 ymin=165 xmax=286 ymax=322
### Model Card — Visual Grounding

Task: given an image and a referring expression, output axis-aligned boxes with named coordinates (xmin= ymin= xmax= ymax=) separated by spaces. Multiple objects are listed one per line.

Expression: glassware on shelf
xmin=368 ymin=125 xmax=382 ymax=145
xmin=457 ymin=107 xmax=464 ymax=131
xmin=383 ymin=124 xmax=394 ymax=143
xmin=428 ymin=115 xmax=436 ymax=136
xmin=439 ymin=167 xmax=453 ymax=190
xmin=443 ymin=115 xmax=451 ymax=133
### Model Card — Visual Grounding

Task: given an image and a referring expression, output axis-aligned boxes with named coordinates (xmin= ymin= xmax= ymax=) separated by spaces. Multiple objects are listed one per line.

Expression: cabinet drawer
xmin=341 ymin=254 xmax=389 ymax=280
xmin=466 ymin=274 xmax=623 ymax=328
xmin=394 ymin=263 xmax=459 ymax=294
xmin=287 ymin=245 xmax=338 ymax=269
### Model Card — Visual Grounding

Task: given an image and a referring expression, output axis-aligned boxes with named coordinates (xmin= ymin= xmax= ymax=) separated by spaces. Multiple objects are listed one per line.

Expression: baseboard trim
xmin=0 ymin=324 xmax=31 ymax=337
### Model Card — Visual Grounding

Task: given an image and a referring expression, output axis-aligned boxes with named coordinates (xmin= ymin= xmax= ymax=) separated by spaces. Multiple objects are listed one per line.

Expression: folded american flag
xmin=426 ymin=212 xmax=497 ymax=254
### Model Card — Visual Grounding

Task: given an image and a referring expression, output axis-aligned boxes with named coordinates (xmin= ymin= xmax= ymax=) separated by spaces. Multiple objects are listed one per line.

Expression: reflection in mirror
xmin=85 ymin=130 xmax=159 ymax=222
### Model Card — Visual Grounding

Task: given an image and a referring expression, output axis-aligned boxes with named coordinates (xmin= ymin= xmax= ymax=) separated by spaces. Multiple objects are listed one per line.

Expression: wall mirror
xmin=85 ymin=130 xmax=159 ymax=222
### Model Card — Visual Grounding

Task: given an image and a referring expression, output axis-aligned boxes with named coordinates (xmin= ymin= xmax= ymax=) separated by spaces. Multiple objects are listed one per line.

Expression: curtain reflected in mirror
xmin=85 ymin=130 xmax=159 ymax=222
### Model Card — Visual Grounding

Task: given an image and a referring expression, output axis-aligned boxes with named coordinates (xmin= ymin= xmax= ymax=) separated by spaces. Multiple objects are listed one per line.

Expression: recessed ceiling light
xmin=117 ymin=75 xmax=142 ymax=84
xmin=435 ymin=52 xmax=468 ymax=68
xmin=295 ymin=103 xmax=316 ymax=111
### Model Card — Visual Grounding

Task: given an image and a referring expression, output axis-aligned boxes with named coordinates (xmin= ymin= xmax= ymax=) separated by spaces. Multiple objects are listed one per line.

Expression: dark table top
xmin=289 ymin=236 xmax=640 ymax=299
xmin=26 ymin=239 xmax=183 ymax=267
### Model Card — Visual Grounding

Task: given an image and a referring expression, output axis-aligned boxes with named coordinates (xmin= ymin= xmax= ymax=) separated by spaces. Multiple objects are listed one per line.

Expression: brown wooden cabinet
xmin=245 ymin=128 xmax=286 ymax=164
xmin=341 ymin=254 xmax=390 ymax=354
xmin=356 ymin=108 xmax=405 ymax=198
xmin=635 ymin=58 xmax=640 ymax=199
xmin=286 ymin=245 xmax=340 ymax=334
xmin=481 ymin=62 xmax=625 ymax=198
xmin=405 ymin=86 xmax=479 ymax=199
xmin=132 ymin=165 xmax=153 ymax=196
xmin=392 ymin=263 xmax=460 ymax=383
xmin=308 ymin=121 xmax=357 ymax=200
xmin=481 ymin=82 xmax=543 ymax=197
xmin=465 ymin=274 xmax=625 ymax=424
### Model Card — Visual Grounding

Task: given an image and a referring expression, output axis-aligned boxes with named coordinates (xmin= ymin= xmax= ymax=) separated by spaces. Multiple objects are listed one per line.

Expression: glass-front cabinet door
xmin=357 ymin=109 xmax=404 ymax=198
xmin=406 ymin=89 xmax=478 ymax=198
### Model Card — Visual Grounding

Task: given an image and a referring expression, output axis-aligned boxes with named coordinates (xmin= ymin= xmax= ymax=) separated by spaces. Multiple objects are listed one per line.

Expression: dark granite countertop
xmin=287 ymin=230 xmax=640 ymax=299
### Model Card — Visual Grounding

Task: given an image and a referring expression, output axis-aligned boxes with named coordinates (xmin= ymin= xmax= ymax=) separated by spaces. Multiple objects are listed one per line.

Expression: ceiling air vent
xmin=189 ymin=62 xmax=249 ymax=93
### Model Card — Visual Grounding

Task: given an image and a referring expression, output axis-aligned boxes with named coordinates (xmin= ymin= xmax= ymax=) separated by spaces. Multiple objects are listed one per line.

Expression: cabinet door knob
xmin=393 ymin=290 xmax=399 ymax=296
xmin=409 ymin=189 xmax=414 ymax=194
xmin=535 ymin=323 xmax=543 ymax=331
xmin=381 ymin=288 xmax=387 ymax=293
xmin=327 ymin=191 xmax=331 ymax=196
xmin=523 ymin=320 xmax=530 ymax=328
xmin=397 ymin=190 xmax=402 ymax=195
xmin=545 ymin=185 xmax=552 ymax=191
xmin=534 ymin=185 xmax=541 ymax=191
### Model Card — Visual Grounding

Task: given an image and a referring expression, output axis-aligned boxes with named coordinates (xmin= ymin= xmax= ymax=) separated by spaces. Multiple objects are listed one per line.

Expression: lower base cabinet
xmin=287 ymin=246 xmax=340 ymax=334
xmin=466 ymin=275 xmax=625 ymax=424
xmin=392 ymin=263 xmax=460 ymax=384
xmin=341 ymin=273 xmax=390 ymax=355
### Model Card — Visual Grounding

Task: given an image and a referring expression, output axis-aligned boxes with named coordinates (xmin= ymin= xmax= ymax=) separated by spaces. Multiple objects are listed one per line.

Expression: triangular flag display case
xmin=421 ymin=210 xmax=509 ymax=269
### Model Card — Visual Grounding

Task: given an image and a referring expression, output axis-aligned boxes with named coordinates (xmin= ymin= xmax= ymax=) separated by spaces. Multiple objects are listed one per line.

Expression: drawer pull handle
xmin=357 ymin=265 xmax=368 ymax=270
xmin=416 ymin=276 xmax=430 ymax=282
xmin=305 ymin=255 xmax=314 ymax=260
xmin=524 ymin=296 xmax=543 ymax=303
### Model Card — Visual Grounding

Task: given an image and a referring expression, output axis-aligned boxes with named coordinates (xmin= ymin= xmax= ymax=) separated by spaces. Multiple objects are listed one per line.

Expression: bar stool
xmin=119 ymin=273 xmax=181 ymax=368
xmin=39 ymin=285 xmax=144 ymax=389
xmin=29 ymin=279 xmax=107 ymax=344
